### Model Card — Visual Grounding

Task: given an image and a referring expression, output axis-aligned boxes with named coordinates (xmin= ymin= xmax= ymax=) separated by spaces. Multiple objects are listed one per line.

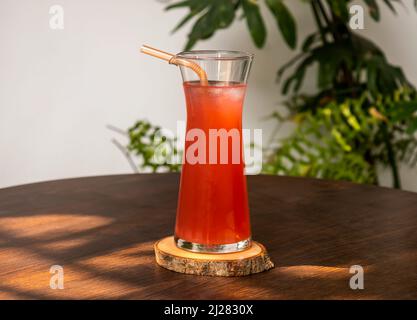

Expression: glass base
xmin=174 ymin=236 xmax=252 ymax=254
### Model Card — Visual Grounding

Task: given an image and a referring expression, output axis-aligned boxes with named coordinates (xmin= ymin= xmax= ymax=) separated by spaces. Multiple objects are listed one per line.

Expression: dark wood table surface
xmin=0 ymin=174 xmax=416 ymax=299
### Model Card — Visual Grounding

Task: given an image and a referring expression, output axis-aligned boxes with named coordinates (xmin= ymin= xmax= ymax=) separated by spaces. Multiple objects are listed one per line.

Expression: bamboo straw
xmin=140 ymin=45 xmax=208 ymax=85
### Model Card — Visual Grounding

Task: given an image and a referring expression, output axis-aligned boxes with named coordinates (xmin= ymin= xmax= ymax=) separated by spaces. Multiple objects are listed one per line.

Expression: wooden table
xmin=0 ymin=174 xmax=416 ymax=299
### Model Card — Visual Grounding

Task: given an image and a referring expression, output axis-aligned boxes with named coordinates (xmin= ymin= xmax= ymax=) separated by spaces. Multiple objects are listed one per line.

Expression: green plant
xmin=264 ymin=88 xmax=417 ymax=185
xmin=127 ymin=120 xmax=181 ymax=172
xmin=126 ymin=0 xmax=417 ymax=189
xmin=161 ymin=0 xmax=417 ymax=188
xmin=166 ymin=0 xmax=414 ymax=99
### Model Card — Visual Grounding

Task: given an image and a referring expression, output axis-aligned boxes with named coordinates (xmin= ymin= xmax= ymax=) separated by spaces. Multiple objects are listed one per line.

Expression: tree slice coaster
xmin=154 ymin=236 xmax=274 ymax=277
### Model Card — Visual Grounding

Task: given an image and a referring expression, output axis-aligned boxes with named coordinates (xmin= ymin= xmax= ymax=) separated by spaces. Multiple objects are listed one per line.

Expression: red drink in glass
xmin=175 ymin=81 xmax=251 ymax=249
xmin=174 ymin=51 xmax=253 ymax=253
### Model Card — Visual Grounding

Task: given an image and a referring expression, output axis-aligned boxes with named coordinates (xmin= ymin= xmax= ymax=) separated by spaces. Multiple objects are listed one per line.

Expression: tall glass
xmin=174 ymin=50 xmax=253 ymax=253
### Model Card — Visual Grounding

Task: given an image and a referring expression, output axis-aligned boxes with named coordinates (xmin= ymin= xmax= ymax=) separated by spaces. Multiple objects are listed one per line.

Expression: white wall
xmin=0 ymin=0 xmax=416 ymax=191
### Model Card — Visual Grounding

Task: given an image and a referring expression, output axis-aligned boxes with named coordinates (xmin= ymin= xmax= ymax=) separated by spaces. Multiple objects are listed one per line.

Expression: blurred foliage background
xmin=125 ymin=0 xmax=417 ymax=189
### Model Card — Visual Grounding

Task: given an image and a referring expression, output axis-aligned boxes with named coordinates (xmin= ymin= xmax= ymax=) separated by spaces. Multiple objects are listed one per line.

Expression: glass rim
xmin=176 ymin=50 xmax=254 ymax=61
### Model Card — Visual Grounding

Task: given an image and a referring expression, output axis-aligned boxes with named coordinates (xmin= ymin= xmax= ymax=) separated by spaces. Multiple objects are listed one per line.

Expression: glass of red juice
xmin=174 ymin=51 xmax=254 ymax=253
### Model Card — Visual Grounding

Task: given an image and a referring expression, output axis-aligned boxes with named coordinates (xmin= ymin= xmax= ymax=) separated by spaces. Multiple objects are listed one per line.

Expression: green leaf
xmin=351 ymin=33 xmax=383 ymax=56
xmin=169 ymin=0 xmax=209 ymax=33
xmin=366 ymin=63 xmax=378 ymax=94
xmin=281 ymin=40 xmax=355 ymax=94
xmin=216 ymin=1 xmax=236 ymax=28
xmin=326 ymin=0 xmax=349 ymax=22
xmin=185 ymin=13 xmax=216 ymax=50
xmin=165 ymin=0 xmax=192 ymax=11
xmin=281 ymin=55 xmax=314 ymax=94
xmin=277 ymin=52 xmax=304 ymax=81
xmin=242 ymin=0 xmax=267 ymax=48
xmin=404 ymin=119 xmax=417 ymax=135
xmin=184 ymin=1 xmax=235 ymax=50
xmin=318 ymin=59 xmax=336 ymax=89
xmin=302 ymin=32 xmax=317 ymax=52
xmin=364 ymin=0 xmax=380 ymax=21
xmin=184 ymin=37 xmax=199 ymax=51
xmin=266 ymin=0 xmax=297 ymax=49
xmin=390 ymin=101 xmax=417 ymax=121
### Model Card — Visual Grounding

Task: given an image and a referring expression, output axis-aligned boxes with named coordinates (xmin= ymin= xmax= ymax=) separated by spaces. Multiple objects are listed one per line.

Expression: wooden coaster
xmin=154 ymin=236 xmax=274 ymax=277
